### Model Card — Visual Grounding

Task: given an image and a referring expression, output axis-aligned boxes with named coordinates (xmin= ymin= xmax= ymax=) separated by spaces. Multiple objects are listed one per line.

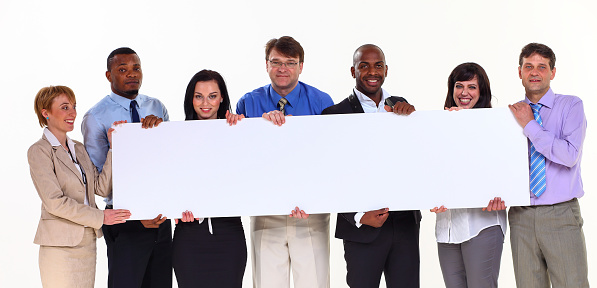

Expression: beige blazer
xmin=28 ymin=134 xmax=112 ymax=246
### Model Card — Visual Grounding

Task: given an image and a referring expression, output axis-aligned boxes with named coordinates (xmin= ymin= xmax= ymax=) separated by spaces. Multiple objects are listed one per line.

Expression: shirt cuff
xmin=354 ymin=212 xmax=365 ymax=228
xmin=523 ymin=120 xmax=542 ymax=140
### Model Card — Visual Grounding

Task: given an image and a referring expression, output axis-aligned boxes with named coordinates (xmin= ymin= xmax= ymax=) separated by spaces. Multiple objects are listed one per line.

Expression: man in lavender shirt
xmin=508 ymin=43 xmax=588 ymax=287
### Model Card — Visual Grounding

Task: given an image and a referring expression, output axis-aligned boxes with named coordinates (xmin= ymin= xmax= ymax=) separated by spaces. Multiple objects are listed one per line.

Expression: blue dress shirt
xmin=236 ymin=81 xmax=334 ymax=117
xmin=81 ymin=92 xmax=169 ymax=204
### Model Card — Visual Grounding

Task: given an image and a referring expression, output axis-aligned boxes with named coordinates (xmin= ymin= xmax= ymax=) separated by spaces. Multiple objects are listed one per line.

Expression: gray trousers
xmin=438 ymin=225 xmax=504 ymax=288
xmin=509 ymin=198 xmax=589 ymax=288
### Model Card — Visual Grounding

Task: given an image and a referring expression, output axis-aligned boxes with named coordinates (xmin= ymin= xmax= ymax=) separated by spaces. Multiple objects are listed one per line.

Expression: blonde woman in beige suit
xmin=28 ymin=85 xmax=131 ymax=288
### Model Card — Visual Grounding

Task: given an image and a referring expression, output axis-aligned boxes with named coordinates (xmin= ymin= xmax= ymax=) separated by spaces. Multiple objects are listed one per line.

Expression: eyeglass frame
xmin=268 ymin=60 xmax=300 ymax=69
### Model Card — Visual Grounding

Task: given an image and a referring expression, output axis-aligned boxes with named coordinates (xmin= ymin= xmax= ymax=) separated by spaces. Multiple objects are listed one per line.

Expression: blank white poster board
xmin=112 ymin=108 xmax=530 ymax=220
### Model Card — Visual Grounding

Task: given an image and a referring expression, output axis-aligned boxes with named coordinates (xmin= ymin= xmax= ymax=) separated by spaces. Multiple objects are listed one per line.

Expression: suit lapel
xmin=75 ymin=143 xmax=96 ymax=207
xmin=75 ymin=143 xmax=92 ymax=173
xmin=44 ymin=132 xmax=86 ymax=186
xmin=54 ymin=147 xmax=85 ymax=185
xmin=348 ymin=92 xmax=365 ymax=114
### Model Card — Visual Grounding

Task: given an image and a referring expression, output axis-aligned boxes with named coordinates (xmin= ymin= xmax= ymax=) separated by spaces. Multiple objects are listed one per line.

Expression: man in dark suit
xmin=322 ymin=44 xmax=421 ymax=288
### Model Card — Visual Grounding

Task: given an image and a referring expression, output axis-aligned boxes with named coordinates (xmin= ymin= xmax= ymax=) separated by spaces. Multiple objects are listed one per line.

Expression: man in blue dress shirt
xmin=81 ymin=47 xmax=172 ymax=288
xmin=236 ymin=36 xmax=334 ymax=288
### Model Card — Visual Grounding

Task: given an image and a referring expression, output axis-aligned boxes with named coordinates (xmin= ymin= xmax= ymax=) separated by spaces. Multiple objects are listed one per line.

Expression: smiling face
xmin=453 ymin=76 xmax=480 ymax=109
xmin=266 ymin=48 xmax=303 ymax=96
xmin=519 ymin=53 xmax=556 ymax=102
xmin=106 ymin=53 xmax=143 ymax=99
xmin=352 ymin=46 xmax=387 ymax=99
xmin=193 ymin=80 xmax=222 ymax=120
xmin=42 ymin=94 xmax=76 ymax=138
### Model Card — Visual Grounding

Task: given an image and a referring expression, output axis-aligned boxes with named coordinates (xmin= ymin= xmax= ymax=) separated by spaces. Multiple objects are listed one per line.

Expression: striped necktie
xmin=529 ymin=103 xmax=546 ymax=197
xmin=278 ymin=98 xmax=288 ymax=115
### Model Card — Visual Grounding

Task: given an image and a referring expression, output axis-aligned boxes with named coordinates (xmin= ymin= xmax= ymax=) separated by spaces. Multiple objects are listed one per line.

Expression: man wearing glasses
xmin=236 ymin=36 xmax=334 ymax=288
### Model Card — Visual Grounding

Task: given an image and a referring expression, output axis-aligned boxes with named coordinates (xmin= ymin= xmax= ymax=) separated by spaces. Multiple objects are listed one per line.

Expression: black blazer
xmin=322 ymin=93 xmax=408 ymax=115
xmin=322 ymin=92 xmax=421 ymax=243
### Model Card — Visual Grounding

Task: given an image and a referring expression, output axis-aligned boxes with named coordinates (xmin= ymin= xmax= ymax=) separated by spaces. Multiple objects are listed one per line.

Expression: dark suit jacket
xmin=322 ymin=92 xmax=421 ymax=243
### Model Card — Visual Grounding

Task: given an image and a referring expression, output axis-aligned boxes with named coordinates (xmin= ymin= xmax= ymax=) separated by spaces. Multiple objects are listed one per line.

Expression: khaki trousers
xmin=39 ymin=227 xmax=96 ymax=288
xmin=251 ymin=214 xmax=330 ymax=288
xmin=509 ymin=198 xmax=589 ymax=288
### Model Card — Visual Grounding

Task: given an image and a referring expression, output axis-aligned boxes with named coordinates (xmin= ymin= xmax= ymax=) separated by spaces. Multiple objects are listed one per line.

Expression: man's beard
xmin=124 ymin=89 xmax=139 ymax=97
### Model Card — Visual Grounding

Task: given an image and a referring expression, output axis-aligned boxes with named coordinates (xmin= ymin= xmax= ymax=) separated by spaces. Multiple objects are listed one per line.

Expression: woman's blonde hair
xmin=34 ymin=86 xmax=76 ymax=127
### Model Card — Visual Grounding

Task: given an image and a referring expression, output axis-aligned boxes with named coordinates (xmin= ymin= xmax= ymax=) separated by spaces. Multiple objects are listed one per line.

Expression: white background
xmin=1 ymin=0 xmax=595 ymax=287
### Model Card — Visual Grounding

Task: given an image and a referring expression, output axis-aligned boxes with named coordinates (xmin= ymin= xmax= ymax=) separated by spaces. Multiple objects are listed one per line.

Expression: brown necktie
xmin=278 ymin=98 xmax=288 ymax=115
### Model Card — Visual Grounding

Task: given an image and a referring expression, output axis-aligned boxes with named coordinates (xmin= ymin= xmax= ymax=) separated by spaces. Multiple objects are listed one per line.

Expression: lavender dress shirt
xmin=522 ymin=88 xmax=586 ymax=205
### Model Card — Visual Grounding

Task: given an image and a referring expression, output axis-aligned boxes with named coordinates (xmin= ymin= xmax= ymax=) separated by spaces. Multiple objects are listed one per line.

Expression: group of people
xmin=28 ymin=36 xmax=588 ymax=288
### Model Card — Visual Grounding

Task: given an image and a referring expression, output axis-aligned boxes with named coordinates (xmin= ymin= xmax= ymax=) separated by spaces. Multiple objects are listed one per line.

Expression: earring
xmin=46 ymin=117 xmax=49 ymax=120
xmin=221 ymin=99 xmax=223 ymax=103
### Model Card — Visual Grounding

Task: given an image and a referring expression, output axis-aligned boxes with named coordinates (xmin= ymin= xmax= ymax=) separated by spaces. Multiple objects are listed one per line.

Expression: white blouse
xmin=435 ymin=208 xmax=507 ymax=244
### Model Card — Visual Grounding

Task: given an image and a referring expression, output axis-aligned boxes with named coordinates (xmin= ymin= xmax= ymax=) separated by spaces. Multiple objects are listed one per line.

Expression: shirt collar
xmin=353 ymin=87 xmax=391 ymax=109
xmin=524 ymin=88 xmax=554 ymax=109
xmin=269 ymin=82 xmax=302 ymax=108
xmin=109 ymin=92 xmax=146 ymax=111
xmin=43 ymin=128 xmax=77 ymax=157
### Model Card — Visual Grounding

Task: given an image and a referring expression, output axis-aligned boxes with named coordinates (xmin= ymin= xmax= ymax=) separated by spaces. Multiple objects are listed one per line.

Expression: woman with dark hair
xmin=431 ymin=63 xmax=507 ymax=288
xmin=183 ymin=70 xmax=235 ymax=121
xmin=443 ymin=62 xmax=493 ymax=109
xmin=172 ymin=70 xmax=247 ymax=288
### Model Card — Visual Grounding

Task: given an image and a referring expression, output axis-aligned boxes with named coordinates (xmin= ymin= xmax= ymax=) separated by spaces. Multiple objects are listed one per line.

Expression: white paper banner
xmin=112 ymin=108 xmax=530 ymax=220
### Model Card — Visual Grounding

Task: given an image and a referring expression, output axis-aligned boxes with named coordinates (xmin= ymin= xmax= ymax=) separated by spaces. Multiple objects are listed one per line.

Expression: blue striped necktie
xmin=529 ymin=103 xmax=546 ymax=197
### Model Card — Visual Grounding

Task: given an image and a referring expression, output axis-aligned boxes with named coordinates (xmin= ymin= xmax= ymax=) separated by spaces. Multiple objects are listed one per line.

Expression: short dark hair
xmin=444 ymin=62 xmax=492 ymax=109
xmin=107 ymin=47 xmax=137 ymax=71
xmin=183 ymin=70 xmax=231 ymax=120
xmin=519 ymin=43 xmax=556 ymax=69
xmin=265 ymin=36 xmax=304 ymax=63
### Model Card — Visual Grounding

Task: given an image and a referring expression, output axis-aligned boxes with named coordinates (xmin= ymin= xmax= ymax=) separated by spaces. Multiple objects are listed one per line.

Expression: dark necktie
xmin=278 ymin=98 xmax=288 ymax=115
xmin=130 ymin=100 xmax=140 ymax=123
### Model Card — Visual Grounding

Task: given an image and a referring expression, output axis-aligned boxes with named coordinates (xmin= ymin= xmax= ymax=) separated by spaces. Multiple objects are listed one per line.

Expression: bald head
xmin=351 ymin=44 xmax=388 ymax=99
xmin=353 ymin=44 xmax=385 ymax=66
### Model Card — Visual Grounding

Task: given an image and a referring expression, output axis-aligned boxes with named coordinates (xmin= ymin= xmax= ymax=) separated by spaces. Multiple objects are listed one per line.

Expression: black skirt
xmin=172 ymin=217 xmax=247 ymax=288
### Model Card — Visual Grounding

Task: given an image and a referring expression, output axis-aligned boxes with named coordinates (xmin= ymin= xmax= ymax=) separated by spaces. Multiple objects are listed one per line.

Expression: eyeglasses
xmin=268 ymin=60 xmax=299 ymax=68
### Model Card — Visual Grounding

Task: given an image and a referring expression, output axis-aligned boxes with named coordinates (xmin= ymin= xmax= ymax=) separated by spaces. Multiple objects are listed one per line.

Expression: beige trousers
xmin=251 ymin=214 xmax=330 ymax=288
xmin=39 ymin=228 xmax=97 ymax=288
xmin=509 ymin=198 xmax=589 ymax=288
